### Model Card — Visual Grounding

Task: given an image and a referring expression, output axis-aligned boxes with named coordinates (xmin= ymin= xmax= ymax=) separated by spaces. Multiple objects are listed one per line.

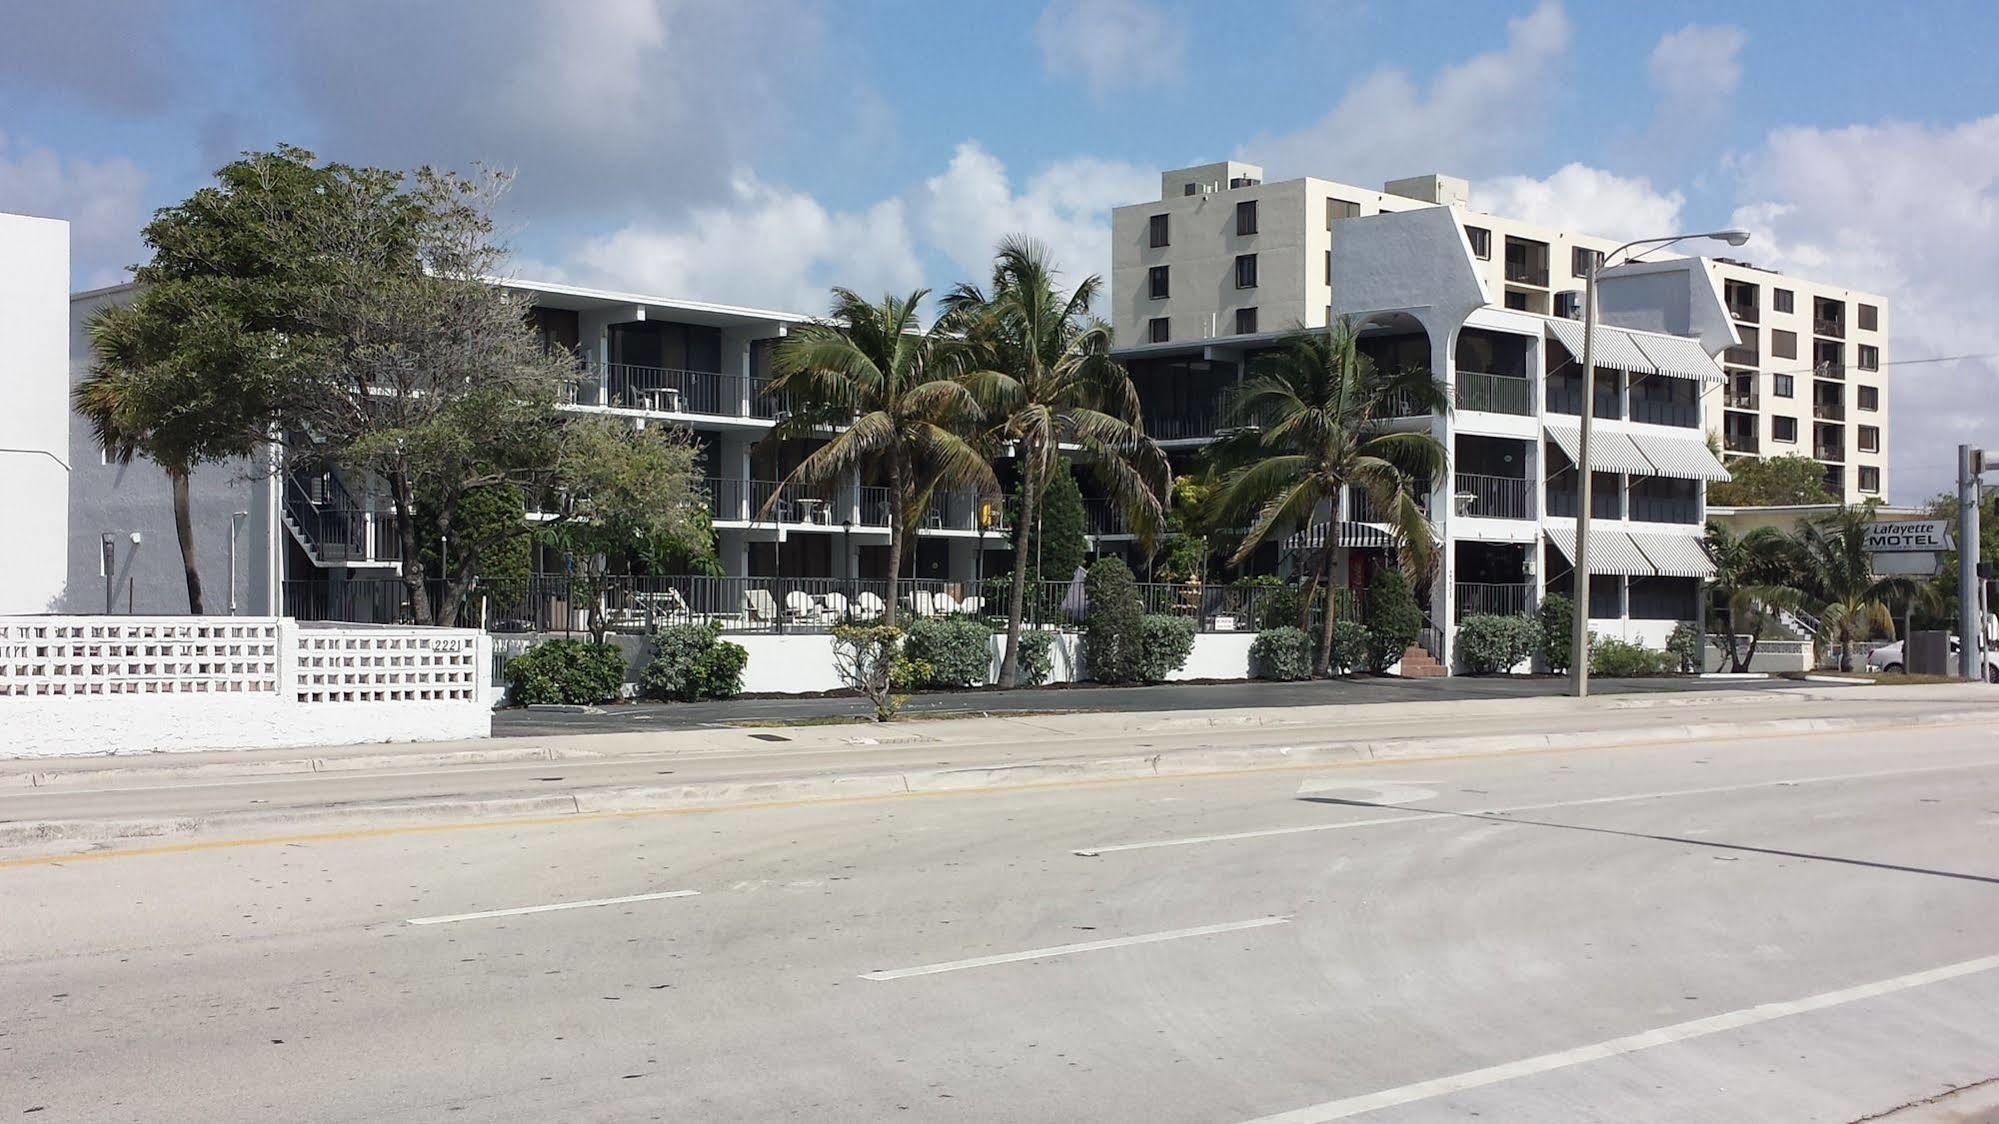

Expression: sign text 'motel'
xmin=1862 ymin=520 xmax=1955 ymax=554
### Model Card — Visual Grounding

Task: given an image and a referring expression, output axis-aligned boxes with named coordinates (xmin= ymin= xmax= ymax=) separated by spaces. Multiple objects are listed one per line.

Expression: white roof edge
xmin=70 ymin=280 xmax=140 ymax=302
xmin=489 ymin=275 xmax=814 ymax=323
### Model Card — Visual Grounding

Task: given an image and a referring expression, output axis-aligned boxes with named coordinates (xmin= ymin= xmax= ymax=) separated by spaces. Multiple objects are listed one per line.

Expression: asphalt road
xmin=493 ymin=672 xmax=1797 ymax=736
xmin=7 ymin=718 xmax=1999 ymax=1121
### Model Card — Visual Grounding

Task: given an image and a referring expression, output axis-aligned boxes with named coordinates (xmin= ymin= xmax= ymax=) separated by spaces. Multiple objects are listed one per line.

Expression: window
xmin=1773 ymin=373 xmax=1795 ymax=398
xmin=1773 ymin=416 xmax=1798 ymax=443
xmin=1555 ymin=291 xmax=1582 ymax=319
xmin=1773 ymin=288 xmax=1795 ymax=313
xmin=1326 ymin=198 xmax=1360 ymax=227
xmin=1572 ymin=247 xmax=1602 ymax=277
xmin=1235 ymin=200 xmax=1258 ymax=236
xmin=1725 ymin=279 xmax=1759 ymax=321
xmin=1324 ymin=249 xmax=1332 ymax=286
xmin=1858 ymin=344 xmax=1879 ymax=370
xmin=1859 ymin=303 xmax=1879 ymax=331
xmin=1466 ymin=226 xmax=1491 ymax=259
xmin=1859 ymin=466 xmax=1881 ymax=493
xmin=1148 ymin=317 xmax=1169 ymax=344
xmin=1503 ymin=290 xmax=1528 ymax=311
xmin=1148 ymin=214 xmax=1169 ymax=248
xmin=1183 ymin=182 xmax=1198 ymax=197
xmin=1148 ymin=265 xmax=1169 ymax=300
xmin=1234 ymin=253 xmax=1258 ymax=289
xmin=1234 ymin=307 xmax=1258 ymax=335
xmin=1772 ymin=329 xmax=1798 ymax=360
xmin=1859 ymin=385 xmax=1879 ymax=411
xmin=1858 ymin=424 xmax=1880 ymax=453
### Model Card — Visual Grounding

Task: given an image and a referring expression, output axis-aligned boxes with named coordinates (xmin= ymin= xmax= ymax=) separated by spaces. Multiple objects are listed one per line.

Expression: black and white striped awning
xmin=1544 ymin=319 xmax=1725 ymax=384
xmin=1285 ymin=521 xmax=1395 ymax=552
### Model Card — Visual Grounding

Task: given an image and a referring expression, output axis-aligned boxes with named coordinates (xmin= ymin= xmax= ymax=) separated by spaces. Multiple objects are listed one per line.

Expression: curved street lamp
xmin=1571 ymin=229 xmax=1750 ymax=699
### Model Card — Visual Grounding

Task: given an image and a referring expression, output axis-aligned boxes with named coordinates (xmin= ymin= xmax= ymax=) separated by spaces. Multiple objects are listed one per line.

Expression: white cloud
xmin=0 ymin=133 xmax=150 ymax=287
xmin=917 ymin=142 xmax=1154 ymax=290
xmin=1648 ymin=24 xmax=1747 ymax=122
xmin=562 ymin=172 xmax=922 ymax=314
xmin=1475 ymin=163 xmax=1685 ymax=244
xmin=1245 ymin=1 xmax=1571 ymax=184
xmin=1726 ymin=115 xmax=1999 ymax=502
xmin=1034 ymin=0 xmax=1186 ymax=98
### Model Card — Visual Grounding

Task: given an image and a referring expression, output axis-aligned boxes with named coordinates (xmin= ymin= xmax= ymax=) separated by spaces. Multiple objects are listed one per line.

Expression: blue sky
xmin=3 ymin=0 xmax=1996 ymax=500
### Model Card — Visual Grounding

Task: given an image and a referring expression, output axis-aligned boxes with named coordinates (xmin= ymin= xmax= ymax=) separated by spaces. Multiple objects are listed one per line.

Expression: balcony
xmin=1082 ymin=497 xmax=1132 ymax=537
xmin=704 ymin=477 xmax=884 ymax=526
xmin=1814 ymin=443 xmax=1845 ymax=463
xmin=922 ymin=489 xmax=1009 ymax=533
xmin=1814 ymin=359 xmax=1846 ymax=380
xmin=1723 ymin=343 xmax=1759 ymax=367
xmin=1814 ymin=316 xmax=1845 ymax=339
xmin=1545 ymin=383 xmax=1621 ymax=420
xmin=1629 ymin=396 xmax=1699 ymax=428
xmin=569 ymin=363 xmax=782 ymax=421
xmin=1455 ymin=371 xmax=1533 ymax=416
xmin=1546 ymin=484 xmax=1622 ymax=520
xmin=1628 ymin=493 xmax=1700 ymax=525
xmin=1456 ymin=581 xmax=1536 ymax=618
xmin=1503 ymin=237 xmax=1550 ymax=287
xmin=1504 ymin=261 xmax=1549 ymax=286
xmin=282 ymin=473 xmax=399 ymax=565
xmin=1453 ymin=474 xmax=1535 ymax=520
xmin=1813 ymin=402 xmax=1845 ymax=421
xmin=1723 ymin=430 xmax=1760 ymax=454
xmin=1724 ymin=388 xmax=1759 ymax=410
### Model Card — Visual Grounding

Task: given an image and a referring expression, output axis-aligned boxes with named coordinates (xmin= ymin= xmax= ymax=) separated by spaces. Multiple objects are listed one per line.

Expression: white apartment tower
xmin=1111 ymin=161 xmax=1889 ymax=503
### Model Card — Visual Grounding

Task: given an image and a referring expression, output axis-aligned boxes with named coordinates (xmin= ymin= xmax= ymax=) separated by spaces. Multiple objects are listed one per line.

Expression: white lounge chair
xmin=744 ymin=588 xmax=779 ymax=625
xmin=854 ymin=592 xmax=885 ymax=620
xmin=821 ymin=591 xmax=850 ymax=621
xmin=958 ymin=594 xmax=984 ymax=616
xmin=784 ymin=590 xmax=821 ymax=624
xmin=907 ymin=590 xmax=936 ymax=618
xmin=932 ymin=592 xmax=960 ymax=616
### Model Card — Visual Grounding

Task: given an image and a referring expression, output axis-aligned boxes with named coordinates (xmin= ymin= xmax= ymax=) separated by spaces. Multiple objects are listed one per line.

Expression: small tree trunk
xmin=169 ymin=467 xmax=206 ymax=615
xmin=1313 ymin=546 xmax=1338 ymax=678
xmin=390 ymin=470 xmax=432 ymax=625
xmin=1738 ymin=607 xmax=1760 ymax=673
xmin=997 ymin=459 xmax=1041 ymax=689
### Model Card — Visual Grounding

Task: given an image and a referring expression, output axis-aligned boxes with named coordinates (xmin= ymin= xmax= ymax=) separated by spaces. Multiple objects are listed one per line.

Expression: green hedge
xmin=1590 ymin=636 xmax=1675 ymax=677
xmin=640 ymin=622 xmax=747 ymax=702
xmin=903 ymin=617 xmax=993 ymax=688
xmin=1085 ymin=557 xmax=1144 ymax=684
xmin=1539 ymin=594 xmax=1575 ymax=673
xmin=507 ymin=639 xmax=626 ymax=705
xmin=1364 ymin=570 xmax=1423 ymax=672
xmin=1326 ymin=618 xmax=1368 ymax=677
xmin=1016 ymin=629 xmax=1056 ymax=687
xmin=1456 ymin=614 xmax=1538 ymax=676
xmin=1665 ymin=621 xmax=1702 ymax=674
xmin=1250 ymin=627 xmax=1312 ymax=680
xmin=1137 ymin=614 xmax=1197 ymax=682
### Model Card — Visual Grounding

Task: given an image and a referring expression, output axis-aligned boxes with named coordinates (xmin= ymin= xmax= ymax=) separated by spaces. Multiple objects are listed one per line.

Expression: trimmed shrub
xmin=1364 ymin=569 xmax=1423 ymax=673
xmin=1016 ymin=629 xmax=1056 ymax=687
xmin=902 ymin=616 xmax=993 ymax=688
xmin=1326 ymin=618 xmax=1369 ymax=676
xmin=1539 ymin=593 xmax=1575 ymax=674
xmin=1084 ymin=557 xmax=1144 ymax=684
xmin=640 ymin=622 xmax=747 ymax=702
xmin=1591 ymin=636 xmax=1674 ymax=677
xmin=1665 ymin=621 xmax=1702 ymax=674
xmin=506 ymin=638 xmax=626 ymax=706
xmin=1456 ymin=614 xmax=1539 ymax=676
xmin=1250 ymin=627 xmax=1312 ymax=681
xmin=1137 ymin=614 xmax=1197 ymax=682
xmin=1245 ymin=577 xmax=1302 ymax=632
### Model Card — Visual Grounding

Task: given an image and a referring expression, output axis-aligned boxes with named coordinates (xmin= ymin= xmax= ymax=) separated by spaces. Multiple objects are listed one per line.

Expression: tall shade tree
xmin=766 ymin=288 xmax=996 ymax=626
xmin=1789 ymin=506 xmax=1927 ymax=672
xmin=941 ymin=237 xmax=1170 ymax=688
xmin=1209 ymin=323 xmax=1449 ymax=677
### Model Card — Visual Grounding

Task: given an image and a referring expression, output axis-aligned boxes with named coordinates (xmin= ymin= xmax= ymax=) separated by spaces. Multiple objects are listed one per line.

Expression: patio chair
xmin=932 ymin=592 xmax=960 ymax=616
xmin=854 ymin=592 xmax=885 ymax=620
xmin=907 ymin=590 xmax=936 ymax=618
xmin=821 ymin=591 xmax=851 ymax=622
xmin=744 ymin=588 xmax=779 ymax=625
xmin=958 ymin=594 xmax=984 ymax=617
xmin=784 ymin=590 xmax=821 ymax=624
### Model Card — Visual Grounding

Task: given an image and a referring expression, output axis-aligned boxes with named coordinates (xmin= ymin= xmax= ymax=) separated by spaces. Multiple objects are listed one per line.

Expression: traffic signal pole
xmin=1959 ymin=445 xmax=1982 ymax=680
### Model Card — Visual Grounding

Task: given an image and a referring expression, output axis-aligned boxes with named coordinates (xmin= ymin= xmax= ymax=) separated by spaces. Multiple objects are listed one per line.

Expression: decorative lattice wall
xmin=292 ymin=627 xmax=480 ymax=705
xmin=0 ymin=618 xmax=281 ymax=697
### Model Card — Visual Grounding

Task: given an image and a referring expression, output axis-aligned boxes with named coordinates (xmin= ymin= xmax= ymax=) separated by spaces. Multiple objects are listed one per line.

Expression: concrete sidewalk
xmin=2 ymin=683 xmax=1993 ymax=857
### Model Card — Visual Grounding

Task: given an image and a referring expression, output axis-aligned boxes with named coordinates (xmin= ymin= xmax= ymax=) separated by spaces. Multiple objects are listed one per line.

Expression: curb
xmin=3 ymin=708 xmax=1990 ymax=855
xmin=0 ymin=745 xmax=606 ymax=790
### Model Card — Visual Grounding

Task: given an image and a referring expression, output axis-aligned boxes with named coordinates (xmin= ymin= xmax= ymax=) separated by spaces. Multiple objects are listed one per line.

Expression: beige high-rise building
xmin=1109 ymin=160 xmax=1889 ymax=502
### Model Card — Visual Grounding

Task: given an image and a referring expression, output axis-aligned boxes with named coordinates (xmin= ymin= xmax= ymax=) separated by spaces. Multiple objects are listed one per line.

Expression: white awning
xmin=1628 ymin=332 xmax=1726 ymax=385
xmin=1629 ymin=531 xmax=1716 ymax=578
xmin=1626 ymin=430 xmax=1733 ymax=482
xmin=1546 ymin=527 xmax=1656 ymax=576
xmin=1545 ymin=318 xmax=1656 ymax=375
xmin=1544 ymin=420 xmax=1654 ymax=476
xmin=1285 ymin=521 xmax=1395 ymax=552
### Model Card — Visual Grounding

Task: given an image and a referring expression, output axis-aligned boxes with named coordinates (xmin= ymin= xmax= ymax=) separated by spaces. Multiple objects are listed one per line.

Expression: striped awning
xmin=1626 ymin=430 xmax=1733 ymax=482
xmin=1628 ymin=332 xmax=1726 ymax=385
xmin=1544 ymin=420 xmax=1654 ymax=475
xmin=1629 ymin=531 xmax=1716 ymax=578
xmin=1285 ymin=521 xmax=1395 ymax=552
xmin=1546 ymin=527 xmax=1656 ymax=576
xmin=1545 ymin=318 xmax=1655 ymax=375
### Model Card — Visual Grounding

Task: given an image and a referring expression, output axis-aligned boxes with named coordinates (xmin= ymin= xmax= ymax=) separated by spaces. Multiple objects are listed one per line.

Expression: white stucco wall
xmin=0 ymin=213 xmax=71 ymax=614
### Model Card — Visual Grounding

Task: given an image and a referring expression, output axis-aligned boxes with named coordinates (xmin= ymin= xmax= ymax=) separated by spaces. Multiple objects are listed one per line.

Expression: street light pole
xmin=1570 ymin=228 xmax=1750 ymax=699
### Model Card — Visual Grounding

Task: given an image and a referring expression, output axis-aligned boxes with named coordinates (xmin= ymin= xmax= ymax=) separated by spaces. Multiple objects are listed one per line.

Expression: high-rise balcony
xmin=1455 ymin=371 xmax=1533 ymax=416
xmin=1723 ymin=430 xmax=1760 ymax=454
xmin=569 ymin=362 xmax=783 ymax=420
xmin=1453 ymin=474 xmax=1536 ymax=520
xmin=1814 ymin=443 xmax=1845 ymax=463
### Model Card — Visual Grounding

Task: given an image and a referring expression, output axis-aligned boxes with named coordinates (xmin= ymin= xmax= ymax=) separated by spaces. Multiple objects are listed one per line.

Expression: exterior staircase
xmin=1397 ymin=644 xmax=1447 ymax=678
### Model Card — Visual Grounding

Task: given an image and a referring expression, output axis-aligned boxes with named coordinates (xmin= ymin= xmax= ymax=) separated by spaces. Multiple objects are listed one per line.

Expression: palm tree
xmin=1209 ymin=322 xmax=1449 ymax=677
xmin=766 ymin=288 xmax=994 ymax=626
xmin=1703 ymin=522 xmax=1808 ymax=672
xmin=1790 ymin=507 xmax=1926 ymax=672
xmin=941 ymin=237 xmax=1170 ymax=688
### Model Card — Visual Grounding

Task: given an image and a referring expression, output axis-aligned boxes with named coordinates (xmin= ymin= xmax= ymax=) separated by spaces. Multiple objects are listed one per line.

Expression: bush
xmin=1539 ymin=593 xmax=1575 ymax=674
xmin=831 ymin=624 xmax=919 ymax=721
xmin=1016 ymin=629 xmax=1056 ymax=687
xmin=1250 ymin=627 xmax=1312 ymax=680
xmin=1084 ymin=557 xmax=1144 ymax=684
xmin=1326 ymin=618 xmax=1369 ymax=676
xmin=506 ymin=638 xmax=626 ymax=706
xmin=902 ymin=616 xmax=993 ymax=688
xmin=1244 ymin=577 xmax=1302 ymax=632
xmin=640 ymin=622 xmax=747 ymax=702
xmin=1136 ymin=614 xmax=1197 ymax=682
xmin=1591 ymin=636 xmax=1674 ymax=677
xmin=1665 ymin=621 xmax=1702 ymax=674
xmin=1457 ymin=614 xmax=1539 ymax=676
xmin=1364 ymin=569 xmax=1423 ymax=673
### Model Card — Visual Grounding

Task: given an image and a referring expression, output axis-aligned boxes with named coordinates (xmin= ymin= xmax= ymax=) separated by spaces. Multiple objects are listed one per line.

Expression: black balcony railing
xmin=1629 ymin=396 xmax=1700 ymax=428
xmin=1545 ymin=384 xmax=1622 ymax=420
xmin=1545 ymin=485 xmax=1622 ymax=520
xmin=1455 ymin=371 xmax=1533 ymax=416
xmin=1454 ymin=474 xmax=1535 ymax=520
xmin=1628 ymin=494 xmax=1701 ymax=524
xmin=568 ymin=362 xmax=789 ymax=420
xmin=1723 ymin=432 xmax=1760 ymax=453
xmin=1455 ymin=582 xmax=1536 ymax=618
xmin=283 ymin=473 xmax=396 ymax=563
xmin=1082 ymin=497 xmax=1130 ymax=537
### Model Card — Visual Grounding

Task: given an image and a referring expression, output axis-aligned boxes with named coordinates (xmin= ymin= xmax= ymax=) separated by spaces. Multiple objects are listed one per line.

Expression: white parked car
xmin=1865 ymin=636 xmax=1999 ymax=680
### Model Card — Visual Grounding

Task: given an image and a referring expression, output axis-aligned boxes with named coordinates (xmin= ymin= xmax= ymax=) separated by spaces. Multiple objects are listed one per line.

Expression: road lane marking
xmin=860 ymin=916 xmax=1289 ymax=980
xmin=1239 ymin=951 xmax=1999 ymax=1122
xmin=406 ymin=890 xmax=699 ymax=926
xmin=1077 ymin=759 xmax=1999 ymax=855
